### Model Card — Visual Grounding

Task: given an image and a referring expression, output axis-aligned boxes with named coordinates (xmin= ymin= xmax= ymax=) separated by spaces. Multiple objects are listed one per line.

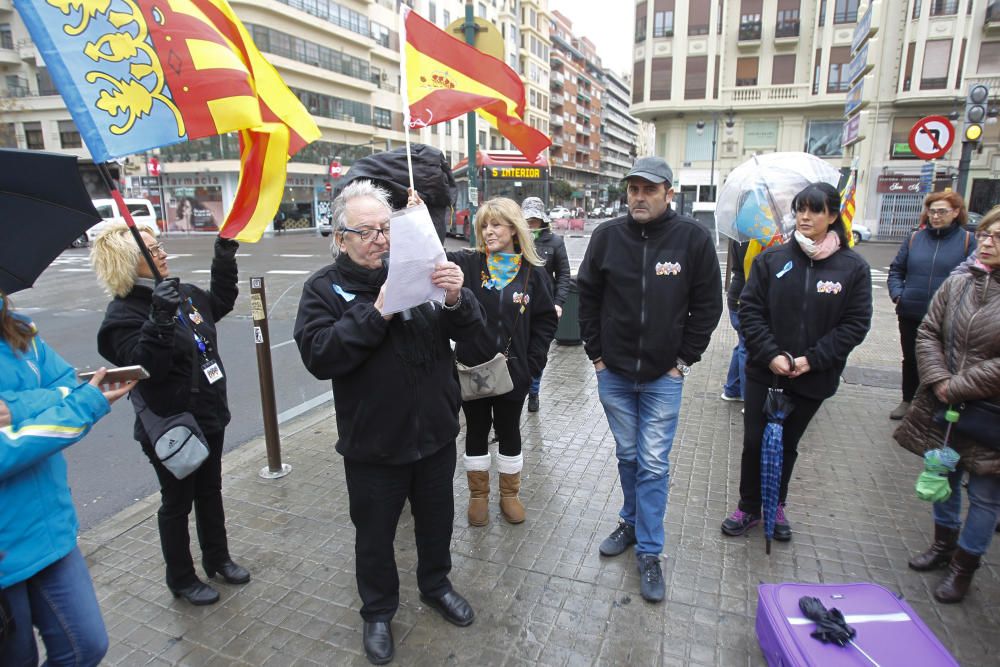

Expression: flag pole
xmin=97 ymin=162 xmax=162 ymax=282
xmin=399 ymin=6 xmax=416 ymax=192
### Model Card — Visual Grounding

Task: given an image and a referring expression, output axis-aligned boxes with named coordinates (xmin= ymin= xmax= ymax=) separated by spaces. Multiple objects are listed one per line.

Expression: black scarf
xmin=336 ymin=253 xmax=440 ymax=378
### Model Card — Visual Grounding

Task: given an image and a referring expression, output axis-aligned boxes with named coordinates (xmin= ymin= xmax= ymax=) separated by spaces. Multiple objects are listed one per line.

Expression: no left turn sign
xmin=908 ymin=116 xmax=955 ymax=160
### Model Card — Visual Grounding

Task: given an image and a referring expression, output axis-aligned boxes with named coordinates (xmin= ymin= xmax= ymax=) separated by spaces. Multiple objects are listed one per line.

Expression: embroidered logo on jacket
xmin=816 ymin=280 xmax=843 ymax=294
xmin=655 ymin=261 xmax=682 ymax=276
xmin=512 ymin=292 xmax=531 ymax=305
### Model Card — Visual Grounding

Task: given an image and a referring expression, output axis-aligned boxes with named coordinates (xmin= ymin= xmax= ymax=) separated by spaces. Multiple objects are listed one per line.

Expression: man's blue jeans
xmin=723 ymin=309 xmax=746 ymax=400
xmin=933 ymin=471 xmax=1000 ymax=556
xmin=0 ymin=547 xmax=108 ymax=667
xmin=597 ymin=367 xmax=684 ymax=556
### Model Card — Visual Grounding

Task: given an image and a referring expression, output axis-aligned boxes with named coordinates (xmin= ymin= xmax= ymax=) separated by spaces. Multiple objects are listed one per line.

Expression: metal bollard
xmin=249 ymin=276 xmax=291 ymax=479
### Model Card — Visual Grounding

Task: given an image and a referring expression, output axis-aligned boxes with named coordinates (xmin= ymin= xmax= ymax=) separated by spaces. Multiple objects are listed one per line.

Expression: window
xmin=374 ymin=107 xmax=392 ymax=129
xmin=903 ymin=42 xmax=916 ymax=91
xmin=443 ymin=9 xmax=450 ymax=25
xmin=633 ymin=59 xmax=645 ymax=103
xmin=812 ymin=48 xmax=822 ymax=94
xmin=912 ymin=0 xmax=922 ymax=19
xmin=653 ymin=0 xmax=674 ymax=37
xmin=685 ymin=55 xmax=708 ymax=99
xmin=955 ymin=38 xmax=967 ymax=88
xmin=736 ymin=56 xmax=759 ymax=86
xmin=804 ymin=120 xmax=843 ymax=157
xmin=635 ymin=1 xmax=647 ymax=42
xmin=478 ymin=130 xmax=486 ymax=146
xmin=650 ymin=57 xmax=672 ymax=99
xmin=58 ymin=120 xmax=81 ymax=148
xmin=478 ymin=3 xmax=486 ymax=18
xmin=929 ymin=0 xmax=959 ymax=16
xmin=35 ymin=68 xmax=58 ymax=96
xmin=827 ymin=46 xmax=852 ymax=92
xmin=0 ymin=123 xmax=15 ymax=148
xmin=889 ymin=116 xmax=923 ymax=159
xmin=772 ymin=54 xmax=796 ymax=85
xmin=23 ymin=121 xmax=43 ymax=150
xmin=429 ymin=1 xmax=436 ymax=23
xmin=978 ymin=41 xmax=1000 ymax=73
xmin=292 ymin=88 xmax=372 ymax=124
xmin=684 ymin=123 xmax=713 ymax=161
xmin=921 ymin=40 xmax=952 ymax=90
xmin=688 ymin=1 xmax=710 ymax=35
xmin=776 ymin=0 xmax=800 ymax=37
xmin=833 ymin=0 xmax=859 ymax=23
xmin=740 ymin=0 xmax=762 ymax=40
xmin=818 ymin=0 xmax=828 ymax=25
xmin=0 ymin=23 xmax=12 ymax=49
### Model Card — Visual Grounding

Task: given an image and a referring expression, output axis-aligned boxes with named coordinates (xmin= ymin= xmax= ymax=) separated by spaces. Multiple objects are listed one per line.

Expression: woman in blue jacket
xmin=0 ymin=291 xmax=134 ymax=666
xmin=887 ymin=192 xmax=975 ymax=420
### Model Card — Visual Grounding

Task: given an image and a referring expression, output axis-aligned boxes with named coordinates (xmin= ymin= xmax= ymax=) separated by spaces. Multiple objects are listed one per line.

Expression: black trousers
xmin=462 ymin=396 xmax=525 ymax=457
xmin=343 ymin=443 xmax=456 ymax=622
xmin=141 ymin=430 xmax=229 ymax=589
xmin=898 ymin=316 xmax=922 ymax=402
xmin=738 ymin=378 xmax=823 ymax=514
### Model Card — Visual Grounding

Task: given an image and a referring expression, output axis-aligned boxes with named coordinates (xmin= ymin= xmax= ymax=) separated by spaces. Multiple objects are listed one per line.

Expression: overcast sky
xmin=548 ymin=1 xmax=633 ymax=76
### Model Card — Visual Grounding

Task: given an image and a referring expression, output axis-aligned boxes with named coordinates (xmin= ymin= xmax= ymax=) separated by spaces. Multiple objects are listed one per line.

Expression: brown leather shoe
xmin=499 ymin=472 xmax=525 ymax=524
xmin=934 ymin=547 xmax=981 ymax=603
xmin=467 ymin=471 xmax=489 ymax=526
xmin=908 ymin=524 xmax=959 ymax=571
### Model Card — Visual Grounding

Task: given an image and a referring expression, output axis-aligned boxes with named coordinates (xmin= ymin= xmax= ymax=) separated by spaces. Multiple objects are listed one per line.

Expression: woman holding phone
xmin=92 ymin=225 xmax=248 ymax=606
xmin=1 ymin=290 xmax=134 ymax=666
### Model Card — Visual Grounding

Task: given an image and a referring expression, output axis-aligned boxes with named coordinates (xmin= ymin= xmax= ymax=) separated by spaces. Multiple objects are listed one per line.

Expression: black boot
xmin=527 ymin=393 xmax=539 ymax=412
xmin=170 ymin=579 xmax=220 ymax=605
xmin=362 ymin=621 xmax=393 ymax=664
xmin=934 ymin=548 xmax=981 ymax=603
xmin=908 ymin=524 xmax=959 ymax=571
xmin=204 ymin=559 xmax=250 ymax=584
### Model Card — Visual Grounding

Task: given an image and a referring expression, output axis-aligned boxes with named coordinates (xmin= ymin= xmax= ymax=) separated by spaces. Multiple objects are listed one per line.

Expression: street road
xmin=12 ymin=226 xmax=897 ymax=530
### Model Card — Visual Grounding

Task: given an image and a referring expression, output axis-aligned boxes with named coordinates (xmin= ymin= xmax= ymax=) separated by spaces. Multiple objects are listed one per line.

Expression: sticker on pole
xmin=908 ymin=116 xmax=955 ymax=160
xmin=253 ymin=326 xmax=264 ymax=344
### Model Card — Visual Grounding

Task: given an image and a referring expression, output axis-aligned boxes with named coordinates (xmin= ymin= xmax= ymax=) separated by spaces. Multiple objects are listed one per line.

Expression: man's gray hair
xmin=329 ymin=179 xmax=392 ymax=257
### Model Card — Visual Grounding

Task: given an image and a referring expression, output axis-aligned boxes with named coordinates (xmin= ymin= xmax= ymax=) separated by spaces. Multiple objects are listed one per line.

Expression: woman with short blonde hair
xmin=448 ymin=197 xmax=558 ymax=527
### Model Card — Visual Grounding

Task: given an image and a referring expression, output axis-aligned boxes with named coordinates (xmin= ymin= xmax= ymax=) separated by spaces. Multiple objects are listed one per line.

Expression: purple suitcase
xmin=756 ymin=582 xmax=958 ymax=667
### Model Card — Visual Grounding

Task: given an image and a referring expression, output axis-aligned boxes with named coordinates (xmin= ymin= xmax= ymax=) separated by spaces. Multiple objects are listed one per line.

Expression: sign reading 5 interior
xmin=490 ymin=167 xmax=543 ymax=179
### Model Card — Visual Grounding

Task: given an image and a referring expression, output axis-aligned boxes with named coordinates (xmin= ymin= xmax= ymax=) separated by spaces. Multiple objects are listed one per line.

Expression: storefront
xmin=876 ymin=174 xmax=954 ymax=239
xmin=160 ymin=173 xmax=229 ymax=233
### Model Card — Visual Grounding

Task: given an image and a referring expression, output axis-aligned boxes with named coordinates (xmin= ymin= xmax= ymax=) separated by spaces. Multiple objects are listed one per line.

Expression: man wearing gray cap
xmin=521 ymin=196 xmax=571 ymax=412
xmin=577 ymin=156 xmax=723 ymax=602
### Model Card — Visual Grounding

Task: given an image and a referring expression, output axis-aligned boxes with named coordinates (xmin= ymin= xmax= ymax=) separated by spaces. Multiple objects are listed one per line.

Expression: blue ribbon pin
xmin=776 ymin=261 xmax=793 ymax=279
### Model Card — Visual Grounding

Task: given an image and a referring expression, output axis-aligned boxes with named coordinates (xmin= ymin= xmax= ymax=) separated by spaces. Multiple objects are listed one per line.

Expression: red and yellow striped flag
xmin=402 ymin=7 xmax=551 ymax=161
xmin=841 ymin=170 xmax=857 ymax=247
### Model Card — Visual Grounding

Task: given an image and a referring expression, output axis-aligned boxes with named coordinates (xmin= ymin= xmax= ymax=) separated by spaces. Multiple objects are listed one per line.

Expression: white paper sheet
xmin=382 ymin=204 xmax=447 ymax=315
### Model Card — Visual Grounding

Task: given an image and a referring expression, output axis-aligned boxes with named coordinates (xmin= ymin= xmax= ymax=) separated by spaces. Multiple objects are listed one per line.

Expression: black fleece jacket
xmin=294 ymin=258 xmax=486 ymax=464
xmin=97 ymin=251 xmax=238 ymax=439
xmin=533 ymin=227 xmax=572 ymax=307
xmin=448 ymin=250 xmax=559 ymax=401
xmin=577 ymin=209 xmax=723 ymax=382
xmin=740 ymin=240 xmax=873 ymax=400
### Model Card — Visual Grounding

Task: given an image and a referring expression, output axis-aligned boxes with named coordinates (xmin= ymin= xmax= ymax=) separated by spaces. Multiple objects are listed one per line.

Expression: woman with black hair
xmin=721 ymin=182 xmax=873 ymax=541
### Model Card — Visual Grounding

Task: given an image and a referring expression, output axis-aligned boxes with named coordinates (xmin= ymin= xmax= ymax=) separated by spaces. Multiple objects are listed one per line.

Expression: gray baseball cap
xmin=521 ymin=196 xmax=549 ymax=222
xmin=624 ymin=156 xmax=673 ymax=186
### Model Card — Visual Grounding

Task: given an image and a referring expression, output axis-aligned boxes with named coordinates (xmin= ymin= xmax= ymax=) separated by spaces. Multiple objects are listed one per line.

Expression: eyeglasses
xmin=927 ymin=208 xmax=955 ymax=217
xmin=341 ymin=226 xmax=390 ymax=242
xmin=145 ymin=243 xmax=167 ymax=257
xmin=976 ymin=230 xmax=1000 ymax=245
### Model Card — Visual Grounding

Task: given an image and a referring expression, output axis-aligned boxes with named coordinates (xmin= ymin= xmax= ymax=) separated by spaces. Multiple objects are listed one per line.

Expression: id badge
xmin=202 ymin=360 xmax=224 ymax=384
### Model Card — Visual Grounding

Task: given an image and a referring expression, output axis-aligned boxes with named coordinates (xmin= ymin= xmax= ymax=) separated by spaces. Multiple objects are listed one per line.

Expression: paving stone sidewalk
xmin=80 ymin=289 xmax=1000 ymax=666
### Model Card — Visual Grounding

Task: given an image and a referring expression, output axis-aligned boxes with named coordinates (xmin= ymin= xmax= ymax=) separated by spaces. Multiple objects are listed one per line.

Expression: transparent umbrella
xmin=715 ymin=152 xmax=842 ymax=245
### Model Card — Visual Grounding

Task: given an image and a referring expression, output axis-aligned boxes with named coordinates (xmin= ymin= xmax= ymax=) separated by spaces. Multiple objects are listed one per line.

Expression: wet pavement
xmin=77 ymin=230 xmax=999 ymax=666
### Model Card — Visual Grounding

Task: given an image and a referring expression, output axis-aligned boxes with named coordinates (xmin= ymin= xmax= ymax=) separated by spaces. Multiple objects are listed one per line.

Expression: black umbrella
xmin=0 ymin=149 xmax=101 ymax=294
xmin=798 ymin=596 xmax=882 ymax=666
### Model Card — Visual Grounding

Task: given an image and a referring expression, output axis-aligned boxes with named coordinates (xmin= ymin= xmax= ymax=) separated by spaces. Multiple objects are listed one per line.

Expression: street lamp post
xmin=695 ymin=110 xmax=735 ymax=204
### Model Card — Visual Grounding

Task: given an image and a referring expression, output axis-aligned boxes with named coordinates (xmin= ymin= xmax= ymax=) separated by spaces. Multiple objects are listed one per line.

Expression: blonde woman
xmin=448 ymin=198 xmax=558 ymax=526
xmin=91 ymin=225 xmax=248 ymax=606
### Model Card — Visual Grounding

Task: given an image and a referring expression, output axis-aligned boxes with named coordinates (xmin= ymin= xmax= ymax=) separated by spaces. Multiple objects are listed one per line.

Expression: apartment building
xmin=600 ymin=70 xmax=642 ymax=206
xmin=548 ymin=10 xmax=605 ymax=211
xmin=630 ymin=0 xmax=1000 ymax=237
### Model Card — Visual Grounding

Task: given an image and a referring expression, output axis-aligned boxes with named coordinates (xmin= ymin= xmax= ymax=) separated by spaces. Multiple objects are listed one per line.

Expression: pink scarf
xmin=794 ymin=230 xmax=841 ymax=260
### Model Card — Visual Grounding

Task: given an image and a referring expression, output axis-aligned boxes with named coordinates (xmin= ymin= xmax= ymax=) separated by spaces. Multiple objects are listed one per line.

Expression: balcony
xmin=987 ymin=1 xmax=1000 ymax=31
xmin=552 ymin=71 xmax=564 ymax=87
xmin=738 ymin=21 xmax=762 ymax=42
xmin=551 ymin=113 xmax=564 ymax=127
xmin=775 ymin=20 xmax=800 ymax=39
xmin=720 ymin=83 xmax=810 ymax=108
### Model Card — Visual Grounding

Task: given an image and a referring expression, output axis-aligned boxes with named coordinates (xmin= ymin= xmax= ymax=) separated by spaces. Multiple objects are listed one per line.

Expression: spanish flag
xmin=402 ymin=7 xmax=551 ymax=161
xmin=841 ymin=170 xmax=857 ymax=247
xmin=15 ymin=0 xmax=320 ymax=243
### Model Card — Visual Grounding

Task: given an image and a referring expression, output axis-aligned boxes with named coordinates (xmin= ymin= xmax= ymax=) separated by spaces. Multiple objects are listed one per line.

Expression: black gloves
xmin=150 ymin=277 xmax=181 ymax=326
xmin=215 ymin=236 xmax=239 ymax=260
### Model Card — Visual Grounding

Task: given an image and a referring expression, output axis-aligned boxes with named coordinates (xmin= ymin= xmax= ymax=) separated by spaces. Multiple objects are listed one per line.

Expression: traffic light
xmin=964 ymin=83 xmax=990 ymax=143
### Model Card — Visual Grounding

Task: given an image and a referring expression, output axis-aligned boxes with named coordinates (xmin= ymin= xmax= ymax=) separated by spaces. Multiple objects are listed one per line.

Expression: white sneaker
xmin=720 ymin=392 xmax=743 ymax=402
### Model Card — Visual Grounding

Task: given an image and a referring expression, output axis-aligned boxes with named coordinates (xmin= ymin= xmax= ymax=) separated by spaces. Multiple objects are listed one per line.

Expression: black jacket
xmin=449 ymin=251 xmax=559 ymax=401
xmin=533 ymin=228 xmax=571 ymax=307
xmin=294 ymin=258 xmax=486 ymax=464
xmin=333 ymin=144 xmax=455 ymax=242
xmin=727 ymin=240 xmax=749 ymax=311
xmin=740 ymin=240 xmax=873 ymax=400
xmin=577 ymin=209 xmax=723 ymax=382
xmin=887 ymin=223 xmax=975 ymax=322
xmin=97 ymin=253 xmax=238 ymax=439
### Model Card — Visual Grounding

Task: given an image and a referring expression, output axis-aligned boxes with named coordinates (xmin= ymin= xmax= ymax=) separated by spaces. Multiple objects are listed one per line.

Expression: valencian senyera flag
xmin=14 ymin=0 xmax=320 ymax=242
xmin=402 ymin=7 xmax=551 ymax=161
xmin=841 ymin=170 xmax=857 ymax=247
